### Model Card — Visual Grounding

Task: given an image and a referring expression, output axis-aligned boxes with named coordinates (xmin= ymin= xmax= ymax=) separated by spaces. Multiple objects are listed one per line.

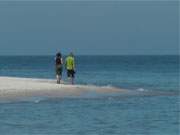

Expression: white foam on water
xmin=137 ymin=88 xmax=147 ymax=92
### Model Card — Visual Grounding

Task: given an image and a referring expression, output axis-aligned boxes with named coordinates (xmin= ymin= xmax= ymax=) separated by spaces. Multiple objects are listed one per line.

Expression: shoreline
xmin=0 ymin=76 xmax=125 ymax=101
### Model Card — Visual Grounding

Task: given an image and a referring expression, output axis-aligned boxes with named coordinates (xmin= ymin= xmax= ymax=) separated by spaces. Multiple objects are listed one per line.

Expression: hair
xmin=70 ymin=52 xmax=74 ymax=57
xmin=56 ymin=52 xmax=62 ymax=58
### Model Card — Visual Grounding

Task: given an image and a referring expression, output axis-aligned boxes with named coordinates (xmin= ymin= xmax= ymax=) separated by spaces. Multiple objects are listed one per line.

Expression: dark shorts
xmin=56 ymin=65 xmax=62 ymax=75
xmin=67 ymin=70 xmax=75 ymax=78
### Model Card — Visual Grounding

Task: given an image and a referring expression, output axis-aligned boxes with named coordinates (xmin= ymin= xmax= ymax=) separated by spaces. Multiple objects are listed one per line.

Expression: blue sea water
xmin=0 ymin=55 xmax=179 ymax=135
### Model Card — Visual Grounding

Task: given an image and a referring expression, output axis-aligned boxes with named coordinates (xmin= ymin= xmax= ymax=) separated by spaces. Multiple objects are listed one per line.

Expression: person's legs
xmin=59 ymin=67 xmax=62 ymax=84
xmin=67 ymin=70 xmax=71 ymax=83
xmin=71 ymin=77 xmax=74 ymax=85
xmin=56 ymin=66 xmax=62 ymax=84
xmin=67 ymin=70 xmax=70 ymax=79
xmin=56 ymin=75 xmax=60 ymax=84
xmin=67 ymin=70 xmax=75 ymax=85
xmin=70 ymin=70 xmax=75 ymax=85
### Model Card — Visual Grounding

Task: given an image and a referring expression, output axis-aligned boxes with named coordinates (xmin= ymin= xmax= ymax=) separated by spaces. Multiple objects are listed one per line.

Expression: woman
xmin=55 ymin=52 xmax=63 ymax=84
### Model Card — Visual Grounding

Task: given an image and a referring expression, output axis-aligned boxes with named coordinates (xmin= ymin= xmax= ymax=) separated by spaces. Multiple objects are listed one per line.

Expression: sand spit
xmin=0 ymin=76 xmax=125 ymax=100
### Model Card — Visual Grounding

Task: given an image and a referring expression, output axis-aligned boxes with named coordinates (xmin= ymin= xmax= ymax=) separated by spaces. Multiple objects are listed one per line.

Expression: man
xmin=65 ymin=52 xmax=75 ymax=84
xmin=55 ymin=52 xmax=63 ymax=84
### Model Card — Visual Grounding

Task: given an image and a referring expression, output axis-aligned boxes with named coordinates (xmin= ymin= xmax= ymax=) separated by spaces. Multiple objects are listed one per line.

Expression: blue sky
xmin=0 ymin=1 xmax=179 ymax=55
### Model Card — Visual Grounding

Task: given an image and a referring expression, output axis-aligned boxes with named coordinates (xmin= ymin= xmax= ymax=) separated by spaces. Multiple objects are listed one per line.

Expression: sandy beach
xmin=0 ymin=76 xmax=124 ymax=101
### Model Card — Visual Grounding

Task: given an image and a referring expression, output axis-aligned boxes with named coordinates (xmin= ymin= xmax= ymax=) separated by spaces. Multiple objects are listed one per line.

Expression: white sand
xmin=0 ymin=76 xmax=125 ymax=101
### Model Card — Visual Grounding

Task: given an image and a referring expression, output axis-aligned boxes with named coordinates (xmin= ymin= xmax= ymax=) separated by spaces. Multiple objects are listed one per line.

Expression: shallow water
xmin=0 ymin=96 xmax=179 ymax=135
xmin=0 ymin=55 xmax=179 ymax=134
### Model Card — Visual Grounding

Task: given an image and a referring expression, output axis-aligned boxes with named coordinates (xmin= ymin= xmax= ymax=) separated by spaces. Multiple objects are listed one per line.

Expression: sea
xmin=0 ymin=55 xmax=179 ymax=135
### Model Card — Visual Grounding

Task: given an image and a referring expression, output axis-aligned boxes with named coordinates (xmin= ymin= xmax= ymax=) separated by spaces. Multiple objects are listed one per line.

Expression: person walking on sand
xmin=55 ymin=52 xmax=63 ymax=84
xmin=65 ymin=52 xmax=76 ymax=85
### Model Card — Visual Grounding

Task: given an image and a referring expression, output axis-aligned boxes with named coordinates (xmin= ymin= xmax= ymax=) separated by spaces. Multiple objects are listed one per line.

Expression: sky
xmin=0 ymin=1 xmax=179 ymax=55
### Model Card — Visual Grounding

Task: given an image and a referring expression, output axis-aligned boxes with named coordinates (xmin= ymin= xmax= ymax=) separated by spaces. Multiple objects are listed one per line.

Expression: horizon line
xmin=0 ymin=54 xmax=179 ymax=56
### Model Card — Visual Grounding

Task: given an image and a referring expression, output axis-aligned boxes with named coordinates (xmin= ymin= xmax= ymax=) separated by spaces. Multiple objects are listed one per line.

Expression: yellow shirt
xmin=65 ymin=56 xmax=75 ymax=70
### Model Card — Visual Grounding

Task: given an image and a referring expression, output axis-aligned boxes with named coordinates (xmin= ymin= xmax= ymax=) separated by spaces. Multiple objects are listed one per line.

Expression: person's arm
xmin=55 ymin=57 xmax=56 ymax=66
xmin=73 ymin=58 xmax=75 ymax=71
xmin=61 ymin=58 xmax=63 ymax=64
xmin=65 ymin=58 xmax=67 ymax=70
